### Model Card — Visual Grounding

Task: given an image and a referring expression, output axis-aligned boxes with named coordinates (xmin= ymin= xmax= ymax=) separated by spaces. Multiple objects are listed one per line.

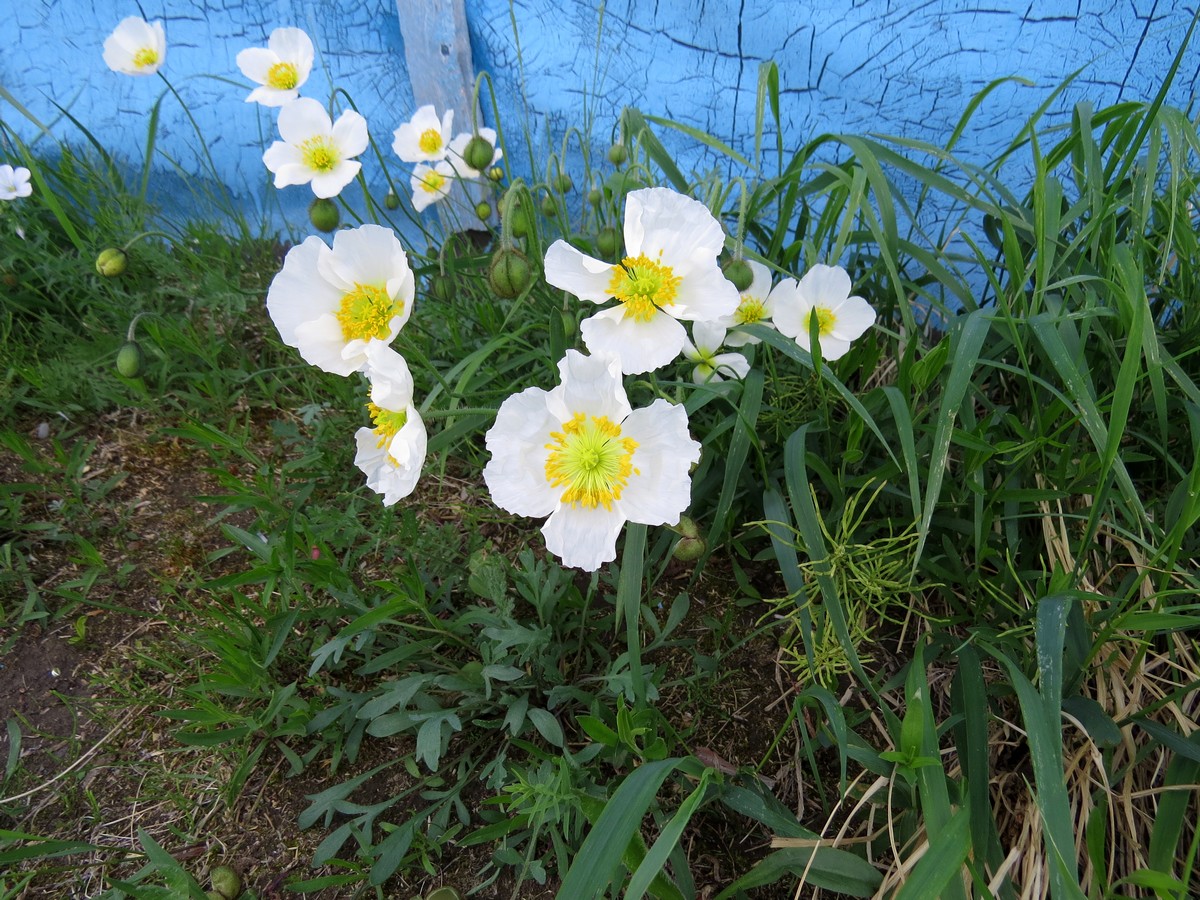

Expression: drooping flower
xmin=484 ymin=350 xmax=702 ymax=571
xmin=681 ymin=321 xmax=751 ymax=384
xmin=265 ymin=224 xmax=415 ymax=375
xmin=446 ymin=127 xmax=503 ymax=180
xmin=236 ymin=28 xmax=314 ymax=107
xmin=354 ymin=343 xmax=427 ymax=505
xmin=262 ymin=98 xmax=368 ymax=198
xmin=543 ymin=187 xmax=739 ymax=375
xmin=392 ymin=105 xmax=454 ymax=163
xmin=410 ymin=161 xmax=455 ymax=212
xmin=718 ymin=259 xmax=778 ymax=347
xmin=103 ymin=16 xmax=167 ymax=76
xmin=771 ymin=264 xmax=876 ymax=361
xmin=0 ymin=165 xmax=32 ymax=201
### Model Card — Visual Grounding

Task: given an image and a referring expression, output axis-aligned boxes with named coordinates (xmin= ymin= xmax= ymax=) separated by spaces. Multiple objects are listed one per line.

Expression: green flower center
xmin=266 ymin=61 xmax=299 ymax=90
xmin=132 ymin=47 xmax=159 ymax=69
xmin=336 ymin=283 xmax=402 ymax=342
xmin=418 ymin=170 xmax=447 ymax=194
xmin=368 ymin=402 xmax=409 ymax=460
xmin=734 ymin=296 xmax=767 ymax=325
xmin=300 ymin=136 xmax=339 ymax=173
xmin=544 ymin=413 xmax=639 ymax=509
xmin=418 ymin=128 xmax=443 ymax=155
xmin=606 ymin=253 xmax=681 ymax=322
xmin=808 ymin=306 xmax=837 ymax=337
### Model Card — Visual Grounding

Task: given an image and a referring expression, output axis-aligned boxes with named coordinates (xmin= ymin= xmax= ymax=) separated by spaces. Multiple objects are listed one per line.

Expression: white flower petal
xmin=711 ymin=351 xmax=751 ymax=380
xmin=277 ymin=98 xmax=332 ymax=144
xmin=766 ymin=278 xmax=805 ymax=339
xmin=483 ymin=386 xmax=561 ymax=518
xmin=332 ymin=110 xmax=370 ymax=158
xmin=543 ymin=241 xmax=617 ymax=304
xmin=797 ymin=263 xmax=852 ymax=307
xmin=546 ymin=350 xmax=630 ymax=424
xmin=626 ymin=188 xmax=725 ymax=274
xmin=236 ymin=47 xmax=277 ymax=82
xmin=690 ymin=320 xmax=728 ymax=355
xmin=310 ymin=161 xmax=361 ymax=199
xmin=828 ymin=295 xmax=877 ymax=341
xmin=615 ymin=400 xmax=700 ymax=526
xmin=580 ymin=306 xmax=687 ymax=375
xmin=265 ymin=237 xmax=339 ymax=344
xmin=294 ymin=314 xmax=363 ymax=375
xmin=542 ymin=504 xmax=626 ymax=571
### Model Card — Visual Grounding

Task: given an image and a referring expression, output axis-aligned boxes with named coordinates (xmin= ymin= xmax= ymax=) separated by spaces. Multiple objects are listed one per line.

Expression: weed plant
xmin=1 ymin=13 xmax=1199 ymax=900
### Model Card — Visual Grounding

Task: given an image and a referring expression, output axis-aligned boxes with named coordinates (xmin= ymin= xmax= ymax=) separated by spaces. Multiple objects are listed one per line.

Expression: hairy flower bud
xmin=308 ymin=197 xmax=339 ymax=232
xmin=116 ymin=341 xmax=143 ymax=378
xmin=384 ymin=188 xmax=401 ymax=210
xmin=475 ymin=201 xmax=492 ymax=221
xmin=489 ymin=247 xmax=532 ymax=299
xmin=671 ymin=516 xmax=705 ymax=562
xmin=722 ymin=258 xmax=754 ymax=292
xmin=95 ymin=247 xmax=127 ymax=277
xmin=463 ymin=135 xmax=496 ymax=172
xmin=209 ymin=865 xmax=242 ymax=900
xmin=607 ymin=143 xmax=629 ymax=166
xmin=596 ymin=226 xmax=620 ymax=257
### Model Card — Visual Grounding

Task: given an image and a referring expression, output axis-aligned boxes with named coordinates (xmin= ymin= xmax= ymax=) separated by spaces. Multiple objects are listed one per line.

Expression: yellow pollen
xmin=132 ymin=47 xmax=158 ymax=69
xmin=606 ymin=253 xmax=681 ymax=323
xmin=265 ymin=61 xmax=299 ymax=90
xmin=808 ymin=306 xmax=837 ymax=337
xmin=368 ymin=402 xmax=409 ymax=453
xmin=734 ymin=296 xmax=767 ymax=325
xmin=419 ymin=171 xmax=446 ymax=194
xmin=417 ymin=128 xmax=443 ymax=155
xmin=544 ymin=413 xmax=639 ymax=510
xmin=336 ymin=283 xmax=402 ymax=341
xmin=300 ymin=136 xmax=339 ymax=173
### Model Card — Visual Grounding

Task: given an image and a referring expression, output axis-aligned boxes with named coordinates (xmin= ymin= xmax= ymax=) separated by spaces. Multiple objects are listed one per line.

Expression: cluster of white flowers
xmin=392 ymin=106 xmax=503 ymax=212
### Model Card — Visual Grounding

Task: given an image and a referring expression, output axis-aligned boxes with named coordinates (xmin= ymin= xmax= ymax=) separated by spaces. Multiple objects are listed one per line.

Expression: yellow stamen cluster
xmin=266 ymin=61 xmax=299 ymax=90
xmin=418 ymin=170 xmax=446 ymax=194
xmin=734 ymin=296 xmax=767 ymax=325
xmin=808 ymin=306 xmax=837 ymax=337
xmin=132 ymin=47 xmax=159 ymax=69
xmin=606 ymin=253 xmax=681 ymax=322
xmin=418 ymin=128 xmax=443 ymax=155
xmin=368 ymin=402 xmax=409 ymax=457
xmin=544 ymin=413 xmax=639 ymax=509
xmin=300 ymin=136 xmax=339 ymax=173
xmin=337 ymin=283 xmax=402 ymax=341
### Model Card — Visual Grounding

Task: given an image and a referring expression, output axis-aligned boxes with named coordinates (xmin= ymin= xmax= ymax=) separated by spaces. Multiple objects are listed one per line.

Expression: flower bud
xmin=487 ymin=166 xmax=504 ymax=182
xmin=209 ymin=864 xmax=242 ymax=899
xmin=430 ymin=274 xmax=454 ymax=302
xmin=671 ymin=516 xmax=705 ymax=563
xmin=554 ymin=172 xmax=573 ymax=193
xmin=596 ymin=226 xmax=620 ymax=257
xmin=607 ymin=143 xmax=629 ymax=166
xmin=475 ymin=201 xmax=492 ymax=221
xmin=116 ymin=341 xmax=143 ymax=378
xmin=308 ymin=198 xmax=339 ymax=232
xmin=540 ymin=195 xmax=557 ymax=218
xmin=586 ymin=188 xmax=603 ymax=207
xmin=488 ymin=247 xmax=532 ymax=299
xmin=95 ymin=248 xmax=127 ymax=277
xmin=463 ymin=135 xmax=496 ymax=172
xmin=426 ymin=890 xmax=463 ymax=900
xmin=385 ymin=189 xmax=401 ymax=210
xmin=722 ymin=258 xmax=754 ymax=292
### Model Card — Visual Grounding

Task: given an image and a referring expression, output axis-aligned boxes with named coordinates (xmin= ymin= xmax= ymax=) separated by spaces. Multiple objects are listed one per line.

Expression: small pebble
xmin=34 ymin=422 xmax=50 ymax=439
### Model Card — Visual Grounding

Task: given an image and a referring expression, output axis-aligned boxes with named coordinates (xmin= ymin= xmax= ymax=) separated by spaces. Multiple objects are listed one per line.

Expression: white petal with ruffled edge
xmin=543 ymin=241 xmax=617 ymax=304
xmin=542 ymin=504 xmax=626 ymax=572
xmin=616 ymin=401 xmax=700 ymax=526
xmin=580 ymin=306 xmax=688 ymax=375
xmin=483 ymin=387 xmax=561 ymax=519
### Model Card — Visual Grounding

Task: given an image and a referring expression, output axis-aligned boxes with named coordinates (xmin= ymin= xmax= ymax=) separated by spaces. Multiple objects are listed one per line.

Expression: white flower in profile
xmin=446 ymin=127 xmax=503 ymax=179
xmin=772 ymin=264 xmax=875 ymax=361
xmin=236 ymin=27 xmax=314 ymax=107
xmin=355 ymin=343 xmax=427 ymax=505
xmin=0 ymin=165 xmax=33 ymax=201
xmin=103 ymin=16 xmax=166 ymax=76
xmin=543 ymin=187 xmax=739 ymax=375
xmin=484 ymin=350 xmax=702 ymax=572
xmin=718 ymin=259 xmax=778 ymax=347
xmin=266 ymin=224 xmax=415 ymax=376
xmin=262 ymin=98 xmax=368 ymax=199
xmin=410 ymin=161 xmax=455 ymax=212
xmin=392 ymin=105 xmax=454 ymax=163
xmin=681 ymin=321 xmax=751 ymax=384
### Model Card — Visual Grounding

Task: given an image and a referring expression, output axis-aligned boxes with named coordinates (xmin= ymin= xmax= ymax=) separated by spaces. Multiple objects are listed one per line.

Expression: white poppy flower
xmin=410 ymin=161 xmax=455 ymax=212
xmin=445 ymin=127 xmax=502 ymax=179
xmin=262 ymin=98 xmax=368 ymax=199
xmin=484 ymin=350 xmax=702 ymax=571
xmin=681 ymin=321 xmax=751 ymax=384
xmin=718 ymin=259 xmax=778 ymax=347
xmin=354 ymin=344 xmax=427 ymax=505
xmin=236 ymin=28 xmax=314 ymax=107
xmin=0 ymin=165 xmax=33 ymax=201
xmin=103 ymin=17 xmax=166 ymax=76
xmin=392 ymin=105 xmax=454 ymax=163
xmin=771 ymin=264 xmax=876 ymax=361
xmin=543 ymin=187 xmax=739 ymax=375
xmin=265 ymin=224 xmax=415 ymax=376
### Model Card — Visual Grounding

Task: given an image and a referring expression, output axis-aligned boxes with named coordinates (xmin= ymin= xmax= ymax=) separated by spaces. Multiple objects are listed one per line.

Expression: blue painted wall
xmin=2 ymin=1 xmax=1197 ymax=236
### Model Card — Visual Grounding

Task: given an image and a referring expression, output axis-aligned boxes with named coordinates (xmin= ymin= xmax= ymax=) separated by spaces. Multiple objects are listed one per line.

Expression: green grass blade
xmin=894 ymin=804 xmax=972 ymax=900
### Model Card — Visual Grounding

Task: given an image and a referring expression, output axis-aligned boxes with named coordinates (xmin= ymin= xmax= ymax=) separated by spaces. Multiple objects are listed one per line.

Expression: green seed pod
xmin=722 ymin=258 xmax=754 ymax=292
xmin=671 ymin=516 xmax=705 ymax=563
xmin=308 ymin=197 xmax=340 ymax=232
xmin=475 ymin=201 xmax=492 ymax=221
xmin=209 ymin=864 xmax=242 ymax=900
xmin=486 ymin=166 xmax=504 ymax=182
xmin=607 ymin=143 xmax=629 ymax=166
xmin=116 ymin=341 xmax=143 ymax=378
xmin=488 ymin=248 xmax=532 ymax=299
xmin=385 ymin=189 xmax=401 ymax=210
xmin=95 ymin=247 xmax=127 ymax=277
xmin=540 ymin=195 xmax=558 ymax=218
xmin=586 ymin=188 xmax=603 ymax=207
xmin=554 ymin=172 xmax=574 ymax=193
xmin=463 ymin=135 xmax=496 ymax=172
xmin=596 ymin=226 xmax=620 ymax=257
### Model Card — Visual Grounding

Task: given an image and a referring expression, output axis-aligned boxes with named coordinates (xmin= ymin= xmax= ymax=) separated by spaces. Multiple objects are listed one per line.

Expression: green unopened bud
xmin=722 ymin=258 xmax=754 ymax=292
xmin=586 ymin=188 xmax=603 ymax=207
xmin=671 ymin=516 xmax=705 ymax=563
xmin=607 ymin=143 xmax=628 ymax=166
xmin=209 ymin=865 xmax=242 ymax=899
xmin=463 ymin=135 xmax=496 ymax=172
xmin=308 ymin=198 xmax=339 ymax=232
xmin=95 ymin=248 xmax=127 ymax=277
xmin=506 ymin=196 xmax=533 ymax=238
xmin=596 ymin=226 xmax=620 ymax=257
xmin=555 ymin=172 xmax=573 ymax=193
xmin=385 ymin=189 xmax=401 ymax=210
xmin=426 ymin=889 xmax=464 ymax=900
xmin=116 ymin=341 xmax=143 ymax=378
xmin=540 ymin=195 xmax=558 ymax=218
xmin=489 ymin=248 xmax=532 ymax=299
xmin=487 ymin=166 xmax=504 ymax=182
xmin=430 ymin=274 xmax=454 ymax=302
xmin=475 ymin=201 xmax=492 ymax=221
